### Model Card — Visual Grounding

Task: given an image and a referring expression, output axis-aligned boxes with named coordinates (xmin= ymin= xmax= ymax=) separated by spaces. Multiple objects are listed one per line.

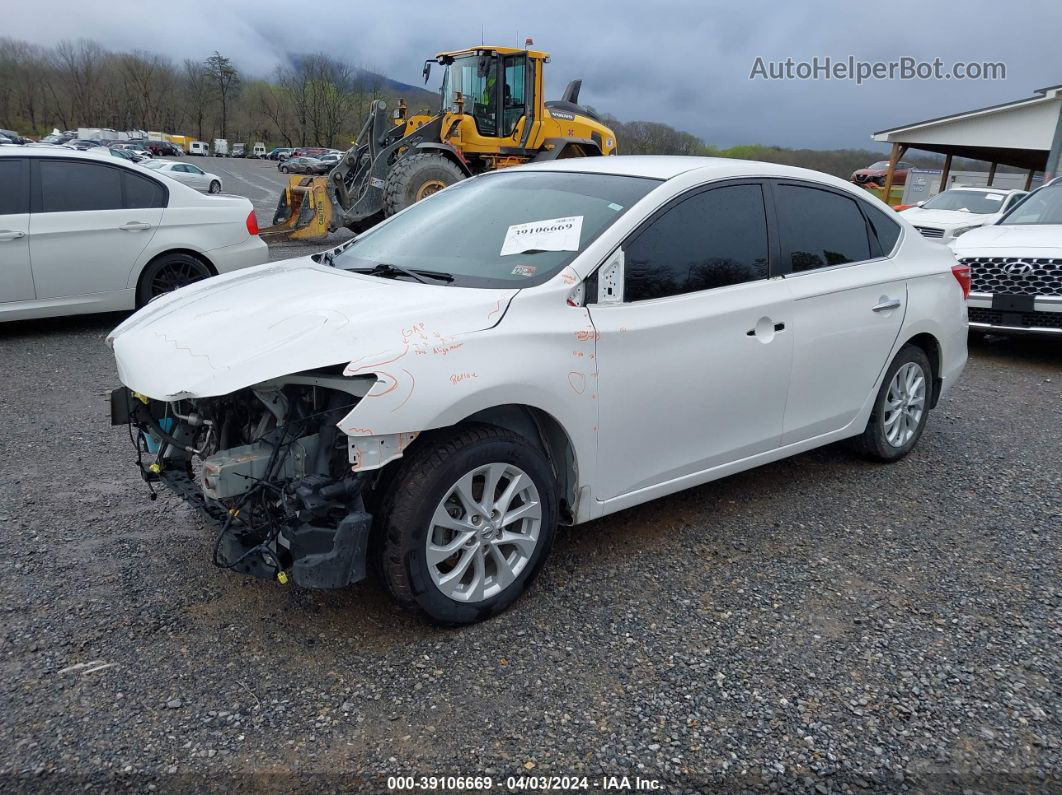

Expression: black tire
xmin=208 ymin=180 xmax=221 ymax=194
xmin=852 ymin=344 xmax=933 ymax=462
xmin=136 ymin=253 xmax=213 ymax=306
xmin=279 ymin=165 xmax=288 ymax=174
xmin=378 ymin=423 xmax=558 ymax=625
xmin=383 ymin=153 xmax=464 ymax=217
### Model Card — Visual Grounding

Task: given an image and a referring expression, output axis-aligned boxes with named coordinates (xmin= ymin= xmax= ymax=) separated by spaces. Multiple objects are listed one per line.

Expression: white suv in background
xmin=0 ymin=148 xmax=267 ymax=322
xmin=899 ymin=186 xmax=1027 ymax=243
xmin=952 ymin=181 xmax=1062 ymax=336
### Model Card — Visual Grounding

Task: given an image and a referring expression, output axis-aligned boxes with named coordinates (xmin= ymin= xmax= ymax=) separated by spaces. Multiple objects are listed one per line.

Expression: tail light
xmin=951 ymin=263 xmax=971 ymax=299
xmin=246 ymin=210 xmax=259 ymax=237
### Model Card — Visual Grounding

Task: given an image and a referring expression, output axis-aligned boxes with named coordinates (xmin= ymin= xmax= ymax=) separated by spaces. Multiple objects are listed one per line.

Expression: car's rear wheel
xmin=208 ymin=180 xmax=221 ymax=193
xmin=853 ymin=344 xmax=932 ymax=461
xmin=279 ymin=165 xmax=288 ymax=173
xmin=379 ymin=423 xmax=558 ymax=625
xmin=137 ymin=253 xmax=213 ymax=306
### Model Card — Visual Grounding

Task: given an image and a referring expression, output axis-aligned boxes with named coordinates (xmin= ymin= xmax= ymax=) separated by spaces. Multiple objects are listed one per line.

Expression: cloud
xmin=5 ymin=0 xmax=1059 ymax=148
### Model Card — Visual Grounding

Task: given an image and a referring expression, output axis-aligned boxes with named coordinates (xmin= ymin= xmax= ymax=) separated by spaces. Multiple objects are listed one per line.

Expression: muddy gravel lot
xmin=1 ymin=186 xmax=1060 ymax=792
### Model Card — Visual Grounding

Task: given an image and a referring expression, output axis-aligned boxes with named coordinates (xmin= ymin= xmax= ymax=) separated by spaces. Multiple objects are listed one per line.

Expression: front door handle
xmin=0 ymin=230 xmax=26 ymax=241
xmin=119 ymin=221 xmax=153 ymax=231
xmin=872 ymin=298 xmax=902 ymax=312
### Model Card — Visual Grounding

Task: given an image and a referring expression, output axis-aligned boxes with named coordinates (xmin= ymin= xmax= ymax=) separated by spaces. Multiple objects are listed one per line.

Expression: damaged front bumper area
xmin=110 ymin=374 xmax=376 ymax=589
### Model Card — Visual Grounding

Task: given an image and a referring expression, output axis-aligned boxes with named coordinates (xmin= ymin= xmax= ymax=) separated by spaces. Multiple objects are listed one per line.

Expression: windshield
xmin=999 ymin=185 xmax=1062 ymax=225
xmin=922 ymin=189 xmax=1009 ymax=214
xmin=334 ymin=170 xmax=659 ymax=288
xmin=868 ymin=161 xmax=889 ymax=170
xmin=142 ymin=161 xmax=164 ymax=169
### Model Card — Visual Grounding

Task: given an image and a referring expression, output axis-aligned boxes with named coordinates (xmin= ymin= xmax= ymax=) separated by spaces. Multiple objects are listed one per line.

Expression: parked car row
xmin=0 ymin=147 xmax=266 ymax=322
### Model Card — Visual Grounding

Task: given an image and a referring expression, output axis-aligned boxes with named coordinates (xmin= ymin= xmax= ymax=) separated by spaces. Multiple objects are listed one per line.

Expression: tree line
xmin=0 ymin=37 xmax=402 ymax=149
xmin=0 ymin=35 xmax=995 ymax=175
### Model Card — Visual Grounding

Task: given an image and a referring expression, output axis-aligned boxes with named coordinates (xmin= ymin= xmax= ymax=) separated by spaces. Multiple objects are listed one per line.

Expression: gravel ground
xmin=0 ymin=167 xmax=1058 ymax=791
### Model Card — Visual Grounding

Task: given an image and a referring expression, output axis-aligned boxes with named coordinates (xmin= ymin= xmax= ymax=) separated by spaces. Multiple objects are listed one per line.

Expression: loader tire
xmin=384 ymin=153 xmax=464 ymax=217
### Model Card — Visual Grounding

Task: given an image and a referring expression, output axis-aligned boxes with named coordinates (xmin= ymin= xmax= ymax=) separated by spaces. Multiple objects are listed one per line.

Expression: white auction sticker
xmin=501 ymin=216 xmax=583 ymax=256
xmin=985 ymin=193 xmax=1004 ymax=201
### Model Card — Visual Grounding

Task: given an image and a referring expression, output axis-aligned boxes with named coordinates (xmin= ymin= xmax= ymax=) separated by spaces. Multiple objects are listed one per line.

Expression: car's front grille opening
xmin=960 ymin=257 xmax=1062 ymax=297
xmin=914 ymin=226 xmax=944 ymax=238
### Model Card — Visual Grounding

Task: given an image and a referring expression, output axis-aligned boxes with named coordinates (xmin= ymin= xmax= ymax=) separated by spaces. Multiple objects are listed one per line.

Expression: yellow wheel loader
xmin=262 ymin=45 xmax=619 ymax=241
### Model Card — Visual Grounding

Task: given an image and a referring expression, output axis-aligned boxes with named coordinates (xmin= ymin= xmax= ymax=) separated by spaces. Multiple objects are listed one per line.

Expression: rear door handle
xmin=872 ymin=298 xmax=902 ymax=312
xmin=0 ymin=230 xmax=26 ymax=241
xmin=119 ymin=221 xmax=153 ymax=231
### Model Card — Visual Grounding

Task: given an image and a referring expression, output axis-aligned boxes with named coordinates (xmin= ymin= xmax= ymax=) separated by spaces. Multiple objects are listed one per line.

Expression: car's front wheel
xmin=208 ymin=180 xmax=221 ymax=193
xmin=379 ymin=424 xmax=558 ymax=625
xmin=854 ymin=344 xmax=933 ymax=461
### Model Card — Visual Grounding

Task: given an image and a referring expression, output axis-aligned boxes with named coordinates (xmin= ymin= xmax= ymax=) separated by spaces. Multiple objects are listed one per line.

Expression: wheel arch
xmin=902 ymin=332 xmax=943 ymax=408
xmin=133 ymin=249 xmax=217 ymax=306
xmin=454 ymin=404 xmax=580 ymax=524
xmin=412 ymin=143 xmax=473 ymax=176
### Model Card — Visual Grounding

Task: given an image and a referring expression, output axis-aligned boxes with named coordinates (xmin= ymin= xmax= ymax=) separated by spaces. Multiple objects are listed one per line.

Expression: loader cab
xmin=437 ymin=48 xmax=538 ymax=140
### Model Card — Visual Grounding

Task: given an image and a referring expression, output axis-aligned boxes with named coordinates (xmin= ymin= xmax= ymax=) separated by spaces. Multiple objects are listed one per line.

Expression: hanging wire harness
xmin=111 ymin=381 xmax=373 ymax=589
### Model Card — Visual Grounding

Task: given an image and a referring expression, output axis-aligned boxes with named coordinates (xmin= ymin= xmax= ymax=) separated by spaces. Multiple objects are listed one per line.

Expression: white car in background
xmin=108 ymin=156 xmax=969 ymax=625
xmin=0 ymin=147 xmax=267 ymax=322
xmin=900 ymin=186 xmax=1027 ymax=243
xmin=952 ymin=180 xmax=1062 ymax=336
xmin=142 ymin=160 xmax=223 ymax=193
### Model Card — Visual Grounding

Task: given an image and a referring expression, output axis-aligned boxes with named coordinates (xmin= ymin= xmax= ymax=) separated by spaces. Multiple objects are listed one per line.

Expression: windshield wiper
xmin=349 ymin=263 xmax=454 ymax=284
xmin=318 ymin=250 xmax=336 ymax=267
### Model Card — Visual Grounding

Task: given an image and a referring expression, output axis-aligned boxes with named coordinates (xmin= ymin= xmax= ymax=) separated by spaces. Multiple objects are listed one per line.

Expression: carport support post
xmin=1024 ymin=169 xmax=1036 ymax=191
xmin=939 ymin=153 xmax=953 ymax=194
xmin=986 ymin=162 xmax=997 ymax=187
xmin=882 ymin=143 xmax=907 ymax=205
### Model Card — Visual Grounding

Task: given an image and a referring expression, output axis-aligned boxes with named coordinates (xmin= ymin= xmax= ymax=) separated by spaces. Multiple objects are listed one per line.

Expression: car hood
xmin=108 ymin=258 xmax=518 ymax=400
xmin=899 ymin=207 xmax=990 ymax=228
xmin=951 ymin=224 xmax=1062 ymax=253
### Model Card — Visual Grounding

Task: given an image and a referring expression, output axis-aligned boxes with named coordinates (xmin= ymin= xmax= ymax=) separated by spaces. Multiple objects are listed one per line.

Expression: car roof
xmin=942 ymin=185 xmax=1024 ymax=194
xmin=512 ymin=155 xmax=867 ymax=192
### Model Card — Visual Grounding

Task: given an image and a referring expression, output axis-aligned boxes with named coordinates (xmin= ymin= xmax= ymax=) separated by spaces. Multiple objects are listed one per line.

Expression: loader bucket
xmin=260 ymin=175 xmax=333 ymax=241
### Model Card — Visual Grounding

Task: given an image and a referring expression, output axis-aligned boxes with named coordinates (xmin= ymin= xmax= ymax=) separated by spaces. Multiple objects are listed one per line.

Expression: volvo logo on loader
xmin=260 ymin=43 xmax=619 ymax=242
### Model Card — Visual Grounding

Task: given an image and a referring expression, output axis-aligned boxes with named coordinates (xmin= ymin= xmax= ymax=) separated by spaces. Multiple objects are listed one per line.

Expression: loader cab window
xmin=441 ymin=54 xmax=498 ymax=137
xmin=502 ymin=55 xmax=527 ymax=136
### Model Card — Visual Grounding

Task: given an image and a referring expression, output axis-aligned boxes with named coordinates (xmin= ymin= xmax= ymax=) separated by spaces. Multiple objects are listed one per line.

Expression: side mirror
xmin=915 ymin=201 xmax=925 ymax=207
xmin=422 ymin=61 xmax=432 ymax=84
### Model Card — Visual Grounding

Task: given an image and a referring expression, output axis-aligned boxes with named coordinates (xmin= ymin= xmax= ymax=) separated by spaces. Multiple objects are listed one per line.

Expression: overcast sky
xmin=6 ymin=0 xmax=1060 ymax=149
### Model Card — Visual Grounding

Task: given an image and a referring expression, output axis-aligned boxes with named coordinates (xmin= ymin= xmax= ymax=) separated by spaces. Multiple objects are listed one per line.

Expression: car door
xmin=0 ymin=158 xmax=34 ymax=304
xmin=769 ymin=181 xmax=907 ymax=445
xmin=28 ymin=158 xmax=166 ymax=300
xmin=589 ymin=181 xmax=794 ymax=501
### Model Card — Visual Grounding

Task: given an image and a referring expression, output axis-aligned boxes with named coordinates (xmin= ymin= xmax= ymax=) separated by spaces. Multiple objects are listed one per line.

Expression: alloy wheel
xmin=151 ymin=260 xmax=210 ymax=297
xmin=425 ymin=462 xmax=542 ymax=603
xmin=883 ymin=361 xmax=926 ymax=447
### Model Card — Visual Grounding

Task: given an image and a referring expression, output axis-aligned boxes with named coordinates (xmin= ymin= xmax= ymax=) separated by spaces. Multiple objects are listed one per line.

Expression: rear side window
xmin=774 ymin=184 xmax=871 ymax=272
xmin=0 ymin=159 xmax=28 ymax=214
xmin=39 ymin=160 xmax=123 ymax=212
xmin=123 ymin=171 xmax=166 ymax=208
xmin=861 ymin=201 xmax=901 ymax=256
xmin=624 ymin=183 xmax=770 ymax=302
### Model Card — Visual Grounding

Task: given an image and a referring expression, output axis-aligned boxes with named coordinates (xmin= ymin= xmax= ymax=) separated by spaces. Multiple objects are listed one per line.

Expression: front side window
xmin=39 ymin=160 xmax=123 ymax=212
xmin=623 ymin=183 xmax=770 ymax=302
xmin=774 ymin=184 xmax=871 ymax=272
xmin=334 ymin=171 xmax=658 ymax=288
xmin=999 ymin=185 xmax=1062 ymax=225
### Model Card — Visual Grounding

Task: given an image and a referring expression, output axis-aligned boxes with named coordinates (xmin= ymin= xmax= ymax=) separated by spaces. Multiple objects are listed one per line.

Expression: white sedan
xmin=0 ymin=147 xmax=267 ymax=321
xmin=108 ymin=156 xmax=968 ymax=625
xmin=899 ymin=186 xmax=1027 ymax=243
xmin=142 ymin=159 xmax=223 ymax=193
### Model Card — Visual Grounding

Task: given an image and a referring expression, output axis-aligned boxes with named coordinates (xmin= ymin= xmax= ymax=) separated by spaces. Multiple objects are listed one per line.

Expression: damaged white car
xmin=108 ymin=156 xmax=968 ymax=625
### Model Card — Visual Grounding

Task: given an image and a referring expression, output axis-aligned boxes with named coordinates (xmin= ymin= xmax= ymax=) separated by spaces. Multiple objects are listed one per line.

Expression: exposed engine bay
xmin=110 ymin=371 xmax=382 ymax=588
